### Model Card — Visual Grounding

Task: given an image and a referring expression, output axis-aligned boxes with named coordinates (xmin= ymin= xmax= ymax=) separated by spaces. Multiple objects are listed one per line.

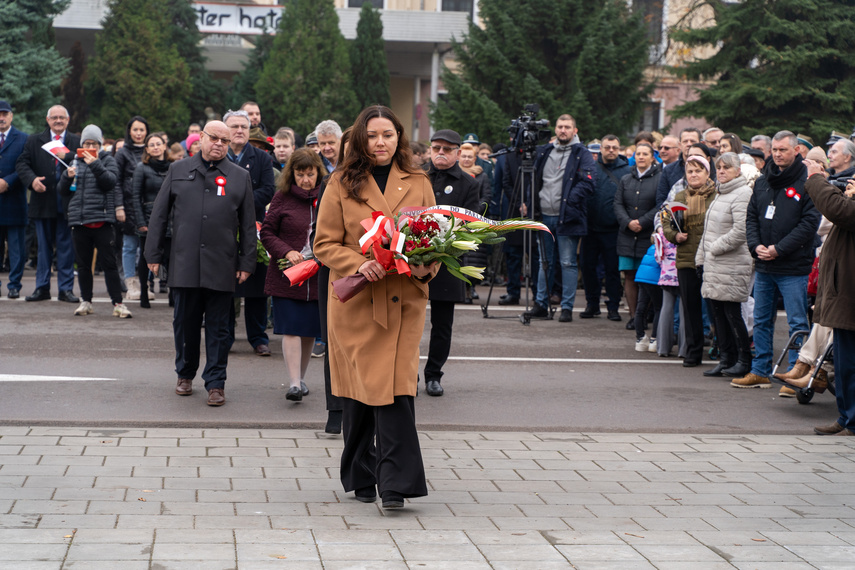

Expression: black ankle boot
xmin=703 ymin=362 xmax=733 ymax=377
xmin=722 ymin=359 xmax=751 ymax=378
xmin=325 ymin=410 xmax=342 ymax=434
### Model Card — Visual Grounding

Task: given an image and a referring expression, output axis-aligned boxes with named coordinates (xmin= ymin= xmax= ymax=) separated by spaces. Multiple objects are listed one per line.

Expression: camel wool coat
xmin=314 ymin=163 xmax=438 ymax=406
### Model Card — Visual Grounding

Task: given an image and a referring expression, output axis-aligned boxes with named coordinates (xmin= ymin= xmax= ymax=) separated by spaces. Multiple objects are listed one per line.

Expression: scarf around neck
xmin=686 ymin=178 xmax=716 ymax=218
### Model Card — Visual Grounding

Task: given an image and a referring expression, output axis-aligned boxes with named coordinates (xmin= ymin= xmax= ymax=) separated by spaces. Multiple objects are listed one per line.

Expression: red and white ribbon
xmin=215 ymin=176 xmax=227 ymax=196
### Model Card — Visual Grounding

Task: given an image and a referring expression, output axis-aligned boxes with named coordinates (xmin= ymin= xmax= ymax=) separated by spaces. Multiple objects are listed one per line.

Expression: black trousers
xmin=318 ymin=266 xmax=343 ymax=412
xmin=424 ymin=300 xmax=455 ymax=384
xmin=71 ymin=225 xmax=123 ymax=304
xmin=172 ymin=287 xmax=233 ymax=390
xmin=635 ymin=282 xmax=663 ymax=340
xmin=581 ymin=231 xmax=622 ymax=311
xmin=229 ymin=297 xmax=270 ymax=349
xmin=677 ymin=268 xmax=705 ymax=363
xmin=340 ymin=396 xmax=427 ymax=499
xmin=710 ymin=299 xmax=751 ymax=365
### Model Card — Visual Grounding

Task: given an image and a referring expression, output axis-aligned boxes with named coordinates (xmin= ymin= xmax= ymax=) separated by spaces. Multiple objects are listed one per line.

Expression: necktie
xmin=0 ymin=133 xmax=5 ymax=149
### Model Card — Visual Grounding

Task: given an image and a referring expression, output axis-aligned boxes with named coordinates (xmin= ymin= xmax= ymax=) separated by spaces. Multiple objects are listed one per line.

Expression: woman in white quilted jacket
xmin=695 ymin=152 xmax=754 ymax=378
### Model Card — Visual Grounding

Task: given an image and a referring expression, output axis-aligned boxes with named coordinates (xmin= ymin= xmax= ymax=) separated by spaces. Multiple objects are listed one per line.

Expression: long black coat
xmin=131 ymin=161 xmax=170 ymax=233
xmin=426 ymin=162 xmax=480 ymax=302
xmin=230 ymin=144 xmax=276 ymax=298
xmin=614 ymin=163 xmax=662 ymax=259
xmin=144 ymin=154 xmax=256 ymax=293
xmin=114 ymin=144 xmax=145 ymax=234
xmin=16 ymin=128 xmax=80 ymax=219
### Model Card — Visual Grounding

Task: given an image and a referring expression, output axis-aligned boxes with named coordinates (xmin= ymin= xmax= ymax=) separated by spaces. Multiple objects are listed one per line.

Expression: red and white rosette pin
xmin=215 ymin=176 xmax=227 ymax=196
xmin=786 ymin=186 xmax=801 ymax=201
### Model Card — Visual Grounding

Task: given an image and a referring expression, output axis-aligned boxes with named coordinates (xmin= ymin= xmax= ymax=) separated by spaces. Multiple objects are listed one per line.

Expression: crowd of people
xmin=2 ymin=97 xmax=855 ymax=508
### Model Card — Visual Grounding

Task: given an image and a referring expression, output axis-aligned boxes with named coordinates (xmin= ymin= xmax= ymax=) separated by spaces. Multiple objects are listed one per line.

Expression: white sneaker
xmin=635 ymin=335 xmax=650 ymax=352
xmin=648 ymin=338 xmax=658 ymax=353
xmin=74 ymin=301 xmax=93 ymax=316
xmin=112 ymin=303 xmax=133 ymax=318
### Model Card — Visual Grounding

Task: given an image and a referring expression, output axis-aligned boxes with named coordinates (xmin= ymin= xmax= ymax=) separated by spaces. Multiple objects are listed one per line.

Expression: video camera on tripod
xmin=507 ymin=104 xmax=552 ymax=156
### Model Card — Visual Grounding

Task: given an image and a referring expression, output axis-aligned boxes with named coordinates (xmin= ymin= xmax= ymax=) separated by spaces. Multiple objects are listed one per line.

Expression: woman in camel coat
xmin=314 ymin=106 xmax=438 ymax=510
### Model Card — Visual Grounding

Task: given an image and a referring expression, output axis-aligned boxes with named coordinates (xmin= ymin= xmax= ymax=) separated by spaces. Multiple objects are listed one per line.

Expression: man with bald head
xmin=145 ymin=120 xmax=257 ymax=407
xmin=16 ymin=105 xmax=81 ymax=302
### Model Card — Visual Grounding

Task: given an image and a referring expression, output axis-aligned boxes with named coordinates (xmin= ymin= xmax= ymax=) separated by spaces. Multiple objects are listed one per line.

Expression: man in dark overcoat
xmin=223 ymin=109 xmax=276 ymax=357
xmin=0 ymin=101 xmax=28 ymax=298
xmin=422 ymin=129 xmax=480 ymax=397
xmin=16 ymin=105 xmax=81 ymax=302
xmin=145 ymin=121 xmax=257 ymax=407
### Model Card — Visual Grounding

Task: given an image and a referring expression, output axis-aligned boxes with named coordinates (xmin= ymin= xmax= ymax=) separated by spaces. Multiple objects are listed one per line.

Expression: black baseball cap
xmin=0 ymin=101 xmax=13 ymax=113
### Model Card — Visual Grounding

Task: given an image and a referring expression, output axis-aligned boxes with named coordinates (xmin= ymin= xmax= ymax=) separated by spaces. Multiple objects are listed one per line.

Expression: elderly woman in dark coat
xmin=261 ymin=149 xmax=328 ymax=402
xmin=614 ymin=142 xmax=662 ymax=326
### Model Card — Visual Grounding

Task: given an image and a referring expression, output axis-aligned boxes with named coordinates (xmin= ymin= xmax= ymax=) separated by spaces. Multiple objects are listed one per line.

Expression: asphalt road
xmin=0 ymin=273 xmax=836 ymax=434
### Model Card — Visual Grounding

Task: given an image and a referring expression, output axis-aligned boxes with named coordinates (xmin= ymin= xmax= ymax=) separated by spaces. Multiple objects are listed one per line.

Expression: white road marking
xmin=0 ymin=374 xmax=118 ymax=382
xmin=419 ymin=356 xmax=712 ymax=364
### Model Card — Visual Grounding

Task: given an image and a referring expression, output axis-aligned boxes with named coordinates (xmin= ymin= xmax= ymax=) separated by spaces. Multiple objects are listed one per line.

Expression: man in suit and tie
xmin=0 ymin=101 xmax=28 ymax=298
xmin=16 ymin=105 xmax=81 ymax=302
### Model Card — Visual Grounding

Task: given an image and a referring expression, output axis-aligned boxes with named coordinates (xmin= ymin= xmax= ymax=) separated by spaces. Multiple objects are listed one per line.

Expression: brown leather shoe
xmin=176 ymin=378 xmax=193 ymax=396
xmin=834 ymin=428 xmax=854 ymax=436
xmin=790 ymin=368 xmax=828 ymax=393
xmin=814 ymin=421 xmax=844 ymax=436
xmin=254 ymin=344 xmax=271 ymax=357
xmin=207 ymin=388 xmax=225 ymax=406
xmin=774 ymin=360 xmax=810 ymax=381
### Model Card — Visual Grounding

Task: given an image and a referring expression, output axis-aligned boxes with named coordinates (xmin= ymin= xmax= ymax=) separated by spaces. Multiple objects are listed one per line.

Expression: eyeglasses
xmin=431 ymin=144 xmax=458 ymax=153
xmin=203 ymin=132 xmax=230 ymax=145
xmin=47 ymin=115 xmax=68 ymax=121
xmin=602 ymin=145 xmax=620 ymax=151
xmin=659 ymin=145 xmax=675 ymax=151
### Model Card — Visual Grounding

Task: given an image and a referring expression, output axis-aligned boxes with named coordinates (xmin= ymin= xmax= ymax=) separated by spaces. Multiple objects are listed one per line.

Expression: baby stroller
xmin=770 ymin=330 xmax=836 ymax=405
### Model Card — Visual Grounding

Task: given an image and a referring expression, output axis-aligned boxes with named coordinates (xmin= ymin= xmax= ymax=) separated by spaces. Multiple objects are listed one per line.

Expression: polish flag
xmin=41 ymin=139 xmax=70 ymax=157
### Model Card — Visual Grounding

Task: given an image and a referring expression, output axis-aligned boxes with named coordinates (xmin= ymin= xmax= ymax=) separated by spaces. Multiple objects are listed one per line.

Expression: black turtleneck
xmin=372 ymin=162 xmax=393 ymax=193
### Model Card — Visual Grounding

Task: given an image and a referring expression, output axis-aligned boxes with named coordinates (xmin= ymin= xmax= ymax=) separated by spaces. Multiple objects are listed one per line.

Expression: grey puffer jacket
xmin=695 ymin=175 xmax=753 ymax=302
xmin=59 ymin=151 xmax=121 ymax=226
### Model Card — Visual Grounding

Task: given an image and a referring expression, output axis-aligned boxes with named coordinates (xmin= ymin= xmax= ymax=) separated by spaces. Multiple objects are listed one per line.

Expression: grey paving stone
xmin=0 ymin=488 xmax=55 ymax=500
xmin=317 ymin=562 xmax=403 ymax=570
xmin=417 ymin=516 xmax=497 ymax=530
xmin=318 ymin=542 xmax=402 ymax=561
xmin=155 ymin=529 xmax=234 ymax=543
xmin=0 ymin=529 xmax=73 ymax=543
xmin=23 ymin=476 xmax=94 ymax=488
xmin=491 ymin=516 xmax=571 ymax=530
xmin=133 ymin=467 xmax=198 ymax=478
xmin=269 ymin=515 xmax=347 ymax=530
xmin=161 ymin=502 xmax=235 ymax=516
xmin=477 ymin=543 xmax=567 ymax=561
xmin=268 ymin=490 xmax=339 ymax=503
xmin=389 ymin=529 xmax=468 ymax=544
xmin=632 ymin=544 xmax=728 ymax=562
xmin=95 ymin=476 xmax=163 ymax=489
xmin=37 ymin=514 xmax=117 ymax=528
xmin=0 ymin=514 xmax=40 ymax=528
xmin=0 ymin=544 xmax=68 ymax=562
xmin=148 ymin=561 xmax=237 ymax=570
xmin=66 ymin=465 xmax=134 ymax=478
xmin=198 ymin=490 xmax=269 ymax=503
xmin=152 ymin=542 xmax=236 ymax=560
xmin=491 ymin=562 xmax=574 ymax=570
xmin=12 ymin=500 xmax=88 ymax=515
xmin=555 ymin=544 xmax=647 ymax=561
xmin=164 ymin=477 xmax=231 ymax=490
xmin=541 ymin=530 xmax=636 ymax=545
xmin=706 ymin=543 xmax=805 ymax=562
xmin=164 ymin=457 xmax=232 ymax=467
xmin=633 ymin=517 xmax=718 ymax=531
xmin=65 ymin=542 xmax=151 ymax=560
xmin=194 ymin=515 xmax=271 ymax=529
xmin=71 ymin=529 xmax=153 ymax=543
xmin=116 ymin=515 xmax=194 ymax=529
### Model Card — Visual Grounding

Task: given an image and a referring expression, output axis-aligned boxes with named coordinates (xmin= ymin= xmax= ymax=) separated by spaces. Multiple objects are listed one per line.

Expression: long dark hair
xmin=337 ymin=105 xmax=421 ymax=203
xmin=124 ymin=115 xmax=150 ymax=146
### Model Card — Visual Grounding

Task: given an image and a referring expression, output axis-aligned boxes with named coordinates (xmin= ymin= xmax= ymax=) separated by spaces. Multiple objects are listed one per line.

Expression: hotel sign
xmin=194 ymin=3 xmax=284 ymax=35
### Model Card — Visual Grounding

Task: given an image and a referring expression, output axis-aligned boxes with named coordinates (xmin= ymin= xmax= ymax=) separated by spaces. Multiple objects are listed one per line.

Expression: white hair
xmin=223 ymin=109 xmax=251 ymax=127
xmin=314 ymin=120 xmax=342 ymax=139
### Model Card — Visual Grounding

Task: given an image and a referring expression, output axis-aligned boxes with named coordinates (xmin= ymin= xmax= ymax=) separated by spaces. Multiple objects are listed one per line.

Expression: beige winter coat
xmin=696 ymin=175 xmax=754 ymax=302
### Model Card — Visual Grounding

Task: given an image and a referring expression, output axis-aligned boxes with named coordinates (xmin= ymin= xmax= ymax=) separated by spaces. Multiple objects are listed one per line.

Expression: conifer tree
xmin=670 ymin=0 xmax=855 ymax=143
xmin=351 ymin=2 xmax=390 ymax=109
xmin=60 ymin=41 xmax=89 ymax=133
xmin=228 ymin=32 xmax=275 ymax=111
xmin=430 ymin=0 xmax=650 ymax=143
xmin=255 ymin=0 xmax=358 ymax=136
xmin=87 ymin=0 xmax=190 ymax=137
xmin=0 ymin=0 xmax=71 ymax=133
xmin=166 ymin=0 xmax=223 ymax=124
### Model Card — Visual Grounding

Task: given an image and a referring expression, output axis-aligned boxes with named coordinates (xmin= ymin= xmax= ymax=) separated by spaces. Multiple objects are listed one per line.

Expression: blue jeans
xmin=833 ymin=328 xmax=855 ymax=433
xmin=751 ymin=272 xmax=809 ymax=377
xmin=34 ymin=217 xmax=75 ymax=292
xmin=1 ymin=225 xmax=26 ymax=292
xmin=535 ymin=215 xmax=579 ymax=310
xmin=122 ymin=233 xmax=139 ymax=280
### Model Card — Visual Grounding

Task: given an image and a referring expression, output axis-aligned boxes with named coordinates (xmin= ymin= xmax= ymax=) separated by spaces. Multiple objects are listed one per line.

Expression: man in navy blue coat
xmin=0 ymin=101 xmax=28 ymax=298
xmin=524 ymin=114 xmax=596 ymax=323
xmin=16 ymin=105 xmax=81 ymax=302
xmin=223 ymin=109 xmax=276 ymax=356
